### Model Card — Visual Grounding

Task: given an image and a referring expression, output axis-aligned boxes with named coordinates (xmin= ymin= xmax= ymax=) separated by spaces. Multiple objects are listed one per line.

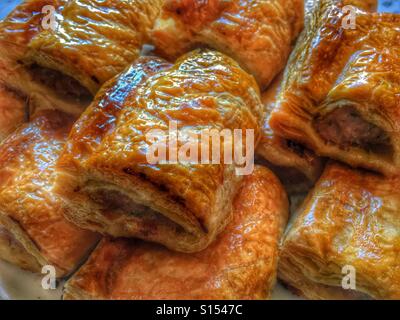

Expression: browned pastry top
xmin=59 ymin=56 xmax=172 ymax=164
xmin=59 ymin=50 xmax=263 ymax=229
xmin=26 ymin=0 xmax=164 ymax=93
xmin=0 ymin=0 xmax=66 ymax=48
xmin=151 ymin=0 xmax=304 ymax=89
xmin=275 ymin=7 xmax=400 ymax=121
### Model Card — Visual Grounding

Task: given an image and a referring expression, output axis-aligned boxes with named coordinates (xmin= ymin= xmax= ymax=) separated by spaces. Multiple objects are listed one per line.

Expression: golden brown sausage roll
xmin=269 ymin=0 xmax=399 ymax=176
xmin=54 ymin=50 xmax=263 ymax=253
xmin=0 ymin=110 xmax=99 ymax=277
xmin=0 ymin=0 xmax=89 ymax=116
xmin=25 ymin=0 xmax=164 ymax=94
xmin=256 ymin=0 xmax=327 ymax=193
xmin=256 ymin=75 xmax=324 ymax=194
xmin=63 ymin=165 xmax=288 ymax=300
xmin=279 ymin=162 xmax=400 ymax=300
xmin=150 ymin=0 xmax=304 ymax=90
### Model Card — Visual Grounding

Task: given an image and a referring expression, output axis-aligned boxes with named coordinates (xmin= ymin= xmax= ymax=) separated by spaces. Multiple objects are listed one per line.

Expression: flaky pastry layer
xmin=64 ymin=166 xmax=288 ymax=300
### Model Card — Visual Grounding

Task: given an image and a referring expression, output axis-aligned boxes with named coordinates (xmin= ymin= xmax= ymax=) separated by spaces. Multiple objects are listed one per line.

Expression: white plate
xmin=0 ymin=258 xmax=300 ymax=300
xmin=0 ymin=260 xmax=63 ymax=300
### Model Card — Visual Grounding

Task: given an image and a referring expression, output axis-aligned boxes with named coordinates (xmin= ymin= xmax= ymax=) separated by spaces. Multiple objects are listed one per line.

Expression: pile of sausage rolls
xmin=0 ymin=0 xmax=399 ymax=300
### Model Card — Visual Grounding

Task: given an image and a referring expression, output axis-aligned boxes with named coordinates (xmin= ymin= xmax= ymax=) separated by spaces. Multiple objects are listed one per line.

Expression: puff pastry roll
xmin=25 ymin=0 xmax=164 ymax=95
xmin=256 ymin=75 xmax=324 ymax=194
xmin=63 ymin=165 xmax=288 ymax=300
xmin=0 ymin=110 xmax=99 ymax=277
xmin=279 ymin=162 xmax=400 ymax=300
xmin=150 ymin=0 xmax=304 ymax=89
xmin=269 ymin=1 xmax=399 ymax=176
xmin=54 ymin=50 xmax=263 ymax=253
xmin=0 ymin=0 xmax=89 ymax=115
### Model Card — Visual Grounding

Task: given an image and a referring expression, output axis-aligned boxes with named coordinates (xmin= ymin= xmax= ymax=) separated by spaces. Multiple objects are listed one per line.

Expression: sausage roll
xmin=54 ymin=50 xmax=263 ymax=253
xmin=269 ymin=0 xmax=399 ymax=176
xmin=0 ymin=110 xmax=99 ymax=277
xmin=279 ymin=162 xmax=400 ymax=300
xmin=25 ymin=0 xmax=164 ymax=95
xmin=150 ymin=0 xmax=304 ymax=90
xmin=0 ymin=0 xmax=89 ymax=116
xmin=63 ymin=165 xmax=288 ymax=300
xmin=256 ymin=75 xmax=324 ymax=194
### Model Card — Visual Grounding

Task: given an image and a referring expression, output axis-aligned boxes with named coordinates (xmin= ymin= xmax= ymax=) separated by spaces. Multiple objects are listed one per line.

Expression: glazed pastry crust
xmin=151 ymin=0 xmax=304 ymax=89
xmin=0 ymin=0 xmax=89 ymax=116
xmin=26 ymin=0 xmax=164 ymax=94
xmin=256 ymin=75 xmax=324 ymax=193
xmin=54 ymin=50 xmax=263 ymax=253
xmin=0 ymin=0 xmax=65 ymax=50
xmin=0 ymin=110 xmax=99 ymax=277
xmin=343 ymin=0 xmax=377 ymax=12
xmin=0 ymin=85 xmax=26 ymax=142
xmin=279 ymin=162 xmax=400 ymax=300
xmin=269 ymin=0 xmax=399 ymax=176
xmin=63 ymin=165 xmax=289 ymax=300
